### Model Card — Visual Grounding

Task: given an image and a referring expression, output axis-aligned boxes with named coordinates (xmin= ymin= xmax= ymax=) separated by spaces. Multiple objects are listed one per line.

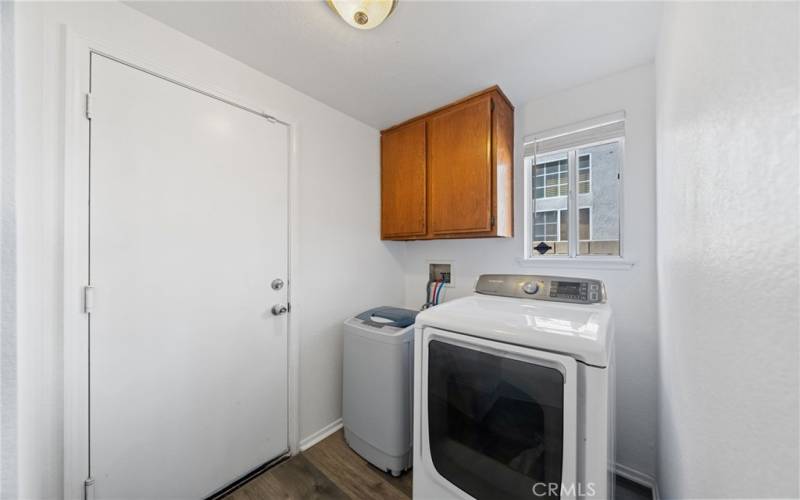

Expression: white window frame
xmin=522 ymin=112 xmax=627 ymax=264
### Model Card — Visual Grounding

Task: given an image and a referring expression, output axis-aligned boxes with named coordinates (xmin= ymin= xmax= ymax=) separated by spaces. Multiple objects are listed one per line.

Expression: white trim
xmin=286 ymin=118 xmax=301 ymax=457
xmin=62 ymin=28 xmax=303 ymax=497
xmin=615 ymin=462 xmax=657 ymax=499
xmin=523 ymin=154 xmax=534 ymax=256
xmin=515 ymin=257 xmax=635 ymax=270
xmin=298 ymin=419 xmax=343 ymax=452
xmin=617 ymin=137 xmax=627 ymax=259
xmin=567 ymin=149 xmax=578 ymax=257
xmin=523 ymin=110 xmax=626 ymax=146
xmin=62 ymin=27 xmax=91 ymax=500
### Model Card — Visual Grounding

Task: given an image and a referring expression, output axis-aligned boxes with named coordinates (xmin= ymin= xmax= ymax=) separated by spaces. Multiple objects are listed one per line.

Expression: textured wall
xmin=656 ymin=2 xmax=799 ymax=498
xmin=1 ymin=2 xmax=18 ymax=498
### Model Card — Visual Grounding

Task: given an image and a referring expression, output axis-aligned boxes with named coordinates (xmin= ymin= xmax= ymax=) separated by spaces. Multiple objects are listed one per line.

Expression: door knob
xmin=271 ymin=304 xmax=288 ymax=316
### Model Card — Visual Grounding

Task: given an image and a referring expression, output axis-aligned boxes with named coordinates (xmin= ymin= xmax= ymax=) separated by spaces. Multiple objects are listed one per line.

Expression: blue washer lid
xmin=355 ymin=306 xmax=419 ymax=329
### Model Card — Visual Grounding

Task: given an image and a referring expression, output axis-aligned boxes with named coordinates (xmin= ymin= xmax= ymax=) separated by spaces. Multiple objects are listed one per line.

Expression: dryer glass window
xmin=427 ymin=340 xmax=565 ymax=499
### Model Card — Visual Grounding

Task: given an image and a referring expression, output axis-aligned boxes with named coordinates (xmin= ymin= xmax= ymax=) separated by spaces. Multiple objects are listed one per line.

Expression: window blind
xmin=524 ymin=112 xmax=626 ymax=157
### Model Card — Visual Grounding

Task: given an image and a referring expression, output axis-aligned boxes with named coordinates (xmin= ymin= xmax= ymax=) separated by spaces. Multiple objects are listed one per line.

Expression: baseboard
xmin=616 ymin=462 xmax=658 ymax=499
xmin=298 ymin=418 xmax=343 ymax=452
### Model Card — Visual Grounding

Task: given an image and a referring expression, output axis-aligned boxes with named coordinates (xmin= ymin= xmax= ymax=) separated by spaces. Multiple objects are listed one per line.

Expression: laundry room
xmin=0 ymin=1 xmax=797 ymax=500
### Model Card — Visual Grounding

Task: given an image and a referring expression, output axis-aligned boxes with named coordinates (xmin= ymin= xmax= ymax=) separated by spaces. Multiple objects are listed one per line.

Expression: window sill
xmin=515 ymin=257 xmax=635 ymax=270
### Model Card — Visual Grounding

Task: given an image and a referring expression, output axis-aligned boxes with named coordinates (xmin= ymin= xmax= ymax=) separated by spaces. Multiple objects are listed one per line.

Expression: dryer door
xmin=421 ymin=327 xmax=578 ymax=500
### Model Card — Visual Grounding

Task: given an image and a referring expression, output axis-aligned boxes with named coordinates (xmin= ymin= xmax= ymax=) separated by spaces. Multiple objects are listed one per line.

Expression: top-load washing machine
xmin=343 ymin=306 xmax=418 ymax=477
xmin=412 ymin=274 xmax=615 ymax=500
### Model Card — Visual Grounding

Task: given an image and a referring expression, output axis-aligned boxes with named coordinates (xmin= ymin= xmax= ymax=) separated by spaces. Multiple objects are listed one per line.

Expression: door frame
xmin=62 ymin=28 xmax=302 ymax=499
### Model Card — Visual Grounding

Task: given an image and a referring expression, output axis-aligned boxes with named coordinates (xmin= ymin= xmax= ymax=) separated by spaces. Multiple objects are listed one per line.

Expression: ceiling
xmin=127 ymin=1 xmax=663 ymax=129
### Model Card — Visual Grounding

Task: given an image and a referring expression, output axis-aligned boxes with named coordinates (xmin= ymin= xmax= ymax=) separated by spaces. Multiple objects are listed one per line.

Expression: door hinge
xmin=83 ymin=286 xmax=95 ymax=314
xmin=84 ymin=477 xmax=95 ymax=500
xmin=490 ymin=214 xmax=496 ymax=227
xmin=85 ymin=93 xmax=93 ymax=120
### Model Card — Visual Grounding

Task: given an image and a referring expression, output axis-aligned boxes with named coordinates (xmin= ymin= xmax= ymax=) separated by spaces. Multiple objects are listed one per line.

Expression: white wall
xmin=655 ymin=3 xmax=799 ymax=498
xmin=401 ymin=64 xmax=658 ymax=479
xmin=0 ymin=2 xmax=19 ymax=499
xmin=12 ymin=2 xmax=403 ymax=498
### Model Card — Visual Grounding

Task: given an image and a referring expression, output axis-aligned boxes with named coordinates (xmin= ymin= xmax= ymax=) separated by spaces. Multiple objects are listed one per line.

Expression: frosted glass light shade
xmin=327 ymin=0 xmax=397 ymax=30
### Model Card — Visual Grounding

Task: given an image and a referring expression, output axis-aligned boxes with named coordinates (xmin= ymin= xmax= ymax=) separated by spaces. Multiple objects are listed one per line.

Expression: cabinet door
xmin=381 ymin=121 xmax=427 ymax=239
xmin=429 ymin=96 xmax=493 ymax=235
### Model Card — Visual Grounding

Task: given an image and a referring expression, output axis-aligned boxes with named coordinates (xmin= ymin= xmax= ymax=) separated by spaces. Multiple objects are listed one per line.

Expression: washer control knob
xmin=522 ymin=281 xmax=540 ymax=295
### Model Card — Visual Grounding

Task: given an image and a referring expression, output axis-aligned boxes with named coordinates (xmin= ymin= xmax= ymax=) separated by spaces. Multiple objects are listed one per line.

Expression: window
xmin=578 ymin=207 xmax=590 ymax=240
xmin=524 ymin=114 xmax=624 ymax=259
xmin=533 ymin=211 xmax=558 ymax=241
xmin=534 ymin=155 xmax=590 ymax=199
xmin=578 ymin=154 xmax=591 ymax=194
xmin=534 ymin=158 xmax=568 ymax=199
xmin=532 ymin=208 xmax=591 ymax=242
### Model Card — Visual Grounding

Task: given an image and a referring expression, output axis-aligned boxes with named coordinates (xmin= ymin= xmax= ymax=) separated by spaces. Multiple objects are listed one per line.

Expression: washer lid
xmin=356 ymin=306 xmax=419 ymax=329
xmin=415 ymin=294 xmax=613 ymax=366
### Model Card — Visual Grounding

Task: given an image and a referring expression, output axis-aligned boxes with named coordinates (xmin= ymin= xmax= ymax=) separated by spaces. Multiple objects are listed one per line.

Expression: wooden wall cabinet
xmin=380 ymin=86 xmax=514 ymax=240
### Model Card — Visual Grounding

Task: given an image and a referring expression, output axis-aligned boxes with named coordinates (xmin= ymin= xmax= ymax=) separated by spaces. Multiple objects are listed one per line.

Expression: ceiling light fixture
xmin=327 ymin=0 xmax=397 ymax=30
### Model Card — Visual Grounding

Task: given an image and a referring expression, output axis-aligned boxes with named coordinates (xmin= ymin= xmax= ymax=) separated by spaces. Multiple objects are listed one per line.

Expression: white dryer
xmin=412 ymin=274 xmax=615 ymax=500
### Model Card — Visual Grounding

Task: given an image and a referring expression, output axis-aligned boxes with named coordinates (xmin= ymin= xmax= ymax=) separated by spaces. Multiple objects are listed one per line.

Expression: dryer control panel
xmin=475 ymin=274 xmax=607 ymax=304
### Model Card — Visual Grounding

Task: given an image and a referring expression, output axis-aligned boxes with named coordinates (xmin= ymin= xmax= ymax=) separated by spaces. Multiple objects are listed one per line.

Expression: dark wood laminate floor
xmin=226 ymin=430 xmax=411 ymax=500
xmin=225 ymin=429 xmax=651 ymax=500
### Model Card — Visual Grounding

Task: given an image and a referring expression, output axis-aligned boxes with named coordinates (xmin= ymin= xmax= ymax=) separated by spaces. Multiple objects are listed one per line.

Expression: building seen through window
xmin=531 ymin=140 xmax=620 ymax=256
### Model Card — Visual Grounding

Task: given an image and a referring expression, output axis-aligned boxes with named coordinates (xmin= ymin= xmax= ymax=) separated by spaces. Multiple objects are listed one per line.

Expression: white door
xmin=89 ymin=53 xmax=289 ymax=499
